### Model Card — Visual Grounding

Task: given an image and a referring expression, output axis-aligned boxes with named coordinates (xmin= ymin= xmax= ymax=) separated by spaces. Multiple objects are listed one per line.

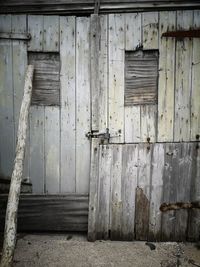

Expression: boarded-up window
xmin=28 ymin=52 xmax=60 ymax=106
xmin=125 ymin=50 xmax=158 ymax=106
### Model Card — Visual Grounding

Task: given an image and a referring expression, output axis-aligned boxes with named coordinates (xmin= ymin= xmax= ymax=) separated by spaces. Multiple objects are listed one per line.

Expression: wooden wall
xmin=0 ymin=15 xmax=91 ymax=194
xmin=89 ymin=142 xmax=200 ymax=241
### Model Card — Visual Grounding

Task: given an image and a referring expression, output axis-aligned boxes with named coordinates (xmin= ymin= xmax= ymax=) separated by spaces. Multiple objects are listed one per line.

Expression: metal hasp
xmin=162 ymin=29 xmax=200 ymax=38
xmin=86 ymin=128 xmax=110 ymax=141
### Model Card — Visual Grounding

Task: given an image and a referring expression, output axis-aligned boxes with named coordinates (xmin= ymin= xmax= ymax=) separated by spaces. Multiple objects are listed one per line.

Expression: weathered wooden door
xmin=88 ymin=11 xmax=200 ymax=242
xmin=0 ymin=15 xmax=92 ymax=232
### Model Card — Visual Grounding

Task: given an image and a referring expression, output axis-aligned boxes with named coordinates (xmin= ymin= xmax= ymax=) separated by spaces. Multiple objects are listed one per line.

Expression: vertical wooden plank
xmin=125 ymin=13 xmax=142 ymax=50
xmin=161 ymin=143 xmax=177 ymax=241
xmin=96 ymin=144 xmax=112 ymax=240
xmin=43 ymin=16 xmax=59 ymax=52
xmin=28 ymin=15 xmax=43 ymax=51
xmin=121 ymin=144 xmax=138 ymax=240
xmin=90 ymin=14 xmax=100 ymax=131
xmin=174 ymin=143 xmax=193 ymax=241
xmin=135 ymin=143 xmax=152 ymax=240
xmin=76 ymin=17 xmax=90 ymax=193
xmin=148 ymin=143 xmax=165 ymax=241
xmin=124 ymin=13 xmax=141 ymax=143
xmin=28 ymin=15 xmax=46 ymax=193
xmin=29 ymin=106 xmax=45 ymax=193
xmin=11 ymin=15 xmax=29 ymax=181
xmin=0 ymin=15 xmax=15 ymax=178
xmin=187 ymin=143 xmax=200 ymax=241
xmin=45 ymin=107 xmax=60 ymax=194
xmin=60 ymin=16 xmax=76 ymax=193
xmin=174 ymin=11 xmax=193 ymax=142
xmin=99 ymin=15 xmax=108 ymax=132
xmin=125 ymin=106 xmax=141 ymax=143
xmin=140 ymin=105 xmax=157 ymax=142
xmin=110 ymin=145 xmax=122 ymax=240
xmin=109 ymin=14 xmax=125 ymax=143
xmin=142 ymin=12 xmax=159 ymax=49
xmin=191 ymin=10 xmax=200 ymax=141
xmin=43 ymin=16 xmax=60 ymax=193
xmin=157 ymin=11 xmax=176 ymax=142
xmin=88 ymin=139 xmax=100 ymax=241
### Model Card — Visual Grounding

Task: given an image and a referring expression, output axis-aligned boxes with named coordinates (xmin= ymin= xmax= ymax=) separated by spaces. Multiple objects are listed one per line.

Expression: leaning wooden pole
xmin=0 ymin=65 xmax=34 ymax=267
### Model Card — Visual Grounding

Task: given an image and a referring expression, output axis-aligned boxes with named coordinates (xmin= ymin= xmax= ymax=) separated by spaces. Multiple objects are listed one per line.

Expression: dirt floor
xmin=1 ymin=234 xmax=200 ymax=267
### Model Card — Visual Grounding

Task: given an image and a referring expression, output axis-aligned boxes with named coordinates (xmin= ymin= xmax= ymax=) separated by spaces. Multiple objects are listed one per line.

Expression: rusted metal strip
xmin=0 ymin=32 xmax=31 ymax=40
xmin=162 ymin=29 xmax=200 ymax=38
xmin=160 ymin=201 xmax=200 ymax=212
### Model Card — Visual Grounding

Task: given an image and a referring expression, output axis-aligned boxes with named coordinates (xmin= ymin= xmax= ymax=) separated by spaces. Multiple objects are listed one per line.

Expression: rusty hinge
xmin=86 ymin=128 xmax=110 ymax=141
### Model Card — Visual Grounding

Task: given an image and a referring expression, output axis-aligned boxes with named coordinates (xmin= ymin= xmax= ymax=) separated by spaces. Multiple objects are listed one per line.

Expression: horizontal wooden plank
xmin=1 ymin=1 xmax=200 ymax=14
xmin=0 ymin=32 xmax=31 ymax=40
xmin=0 ymin=194 xmax=89 ymax=232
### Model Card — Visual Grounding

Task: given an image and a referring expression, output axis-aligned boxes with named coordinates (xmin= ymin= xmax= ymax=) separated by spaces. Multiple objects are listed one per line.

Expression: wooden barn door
xmin=0 ymin=15 xmax=92 ymax=232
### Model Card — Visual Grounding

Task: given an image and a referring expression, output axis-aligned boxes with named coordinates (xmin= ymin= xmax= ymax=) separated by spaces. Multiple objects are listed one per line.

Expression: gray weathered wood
xmin=174 ymin=11 xmax=193 ymax=141
xmin=43 ymin=15 xmax=59 ymax=52
xmin=88 ymin=139 xmax=100 ymax=241
xmin=110 ymin=145 xmax=123 ymax=240
xmin=90 ymin=14 xmax=100 ymax=131
xmin=135 ymin=143 xmax=152 ymax=240
xmin=0 ymin=65 xmax=34 ymax=267
xmin=76 ymin=17 xmax=91 ymax=193
xmin=121 ymin=145 xmax=138 ymax=240
xmin=157 ymin=11 xmax=176 ymax=142
xmin=60 ymin=16 xmax=76 ymax=193
xmin=191 ymin=10 xmax=200 ymax=141
xmin=0 ymin=194 xmax=89 ymax=232
xmin=0 ymin=32 xmax=30 ymax=40
xmin=0 ymin=15 xmax=15 ymax=179
xmin=27 ymin=15 xmax=43 ymax=51
xmin=148 ymin=143 xmax=164 ymax=241
xmin=108 ymin=14 xmax=125 ymax=143
xmin=29 ymin=52 xmax=60 ymax=106
xmin=125 ymin=50 xmax=158 ymax=106
xmin=142 ymin=12 xmax=159 ymax=49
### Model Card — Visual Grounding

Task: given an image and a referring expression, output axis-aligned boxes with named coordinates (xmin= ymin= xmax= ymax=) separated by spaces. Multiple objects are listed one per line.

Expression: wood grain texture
xmin=27 ymin=15 xmax=43 ymax=51
xmin=60 ymin=16 xmax=76 ymax=193
xmin=0 ymin=194 xmax=89 ymax=232
xmin=148 ymin=143 xmax=165 ymax=241
xmin=174 ymin=10 xmax=193 ymax=142
xmin=157 ymin=11 xmax=176 ymax=142
xmin=44 ymin=107 xmax=60 ymax=194
xmin=191 ymin=10 xmax=200 ymax=141
xmin=135 ymin=143 xmax=152 ymax=240
xmin=140 ymin=104 xmax=157 ymax=142
xmin=108 ymin=14 xmax=125 ymax=143
xmin=142 ymin=12 xmax=159 ymax=49
xmin=0 ymin=15 xmax=15 ymax=178
xmin=43 ymin=16 xmax=59 ymax=52
xmin=88 ymin=139 xmax=100 ymax=241
xmin=96 ymin=145 xmax=112 ymax=240
xmin=125 ymin=50 xmax=158 ymax=106
xmin=110 ymin=145 xmax=123 ymax=240
xmin=29 ymin=106 xmax=45 ymax=193
xmin=125 ymin=13 xmax=142 ymax=50
xmin=125 ymin=106 xmax=141 ymax=143
xmin=90 ymin=14 xmax=100 ymax=131
xmin=121 ymin=144 xmax=138 ymax=240
xmin=29 ymin=52 xmax=60 ymax=106
xmin=76 ymin=17 xmax=91 ymax=193
xmin=98 ymin=15 xmax=108 ymax=132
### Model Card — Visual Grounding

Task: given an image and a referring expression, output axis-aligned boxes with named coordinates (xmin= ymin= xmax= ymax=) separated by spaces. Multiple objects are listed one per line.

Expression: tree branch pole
xmin=0 ymin=65 xmax=34 ymax=267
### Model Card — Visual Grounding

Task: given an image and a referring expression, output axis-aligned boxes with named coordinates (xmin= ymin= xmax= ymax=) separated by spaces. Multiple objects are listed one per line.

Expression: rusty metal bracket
xmin=162 ymin=29 xmax=200 ymax=38
xmin=86 ymin=128 xmax=110 ymax=141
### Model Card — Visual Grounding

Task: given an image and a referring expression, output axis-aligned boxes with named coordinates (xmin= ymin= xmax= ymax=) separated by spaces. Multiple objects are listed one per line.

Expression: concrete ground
xmin=1 ymin=234 xmax=200 ymax=267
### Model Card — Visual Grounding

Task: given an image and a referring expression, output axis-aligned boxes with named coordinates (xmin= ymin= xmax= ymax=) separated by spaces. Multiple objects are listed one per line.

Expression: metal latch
xmin=86 ymin=128 xmax=110 ymax=141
